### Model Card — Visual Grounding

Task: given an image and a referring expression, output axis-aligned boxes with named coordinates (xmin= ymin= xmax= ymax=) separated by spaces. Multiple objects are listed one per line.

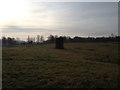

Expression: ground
xmin=2 ymin=42 xmax=119 ymax=88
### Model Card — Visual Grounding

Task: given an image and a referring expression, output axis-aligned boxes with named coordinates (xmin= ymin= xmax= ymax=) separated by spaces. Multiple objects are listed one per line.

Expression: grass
xmin=2 ymin=42 xmax=119 ymax=88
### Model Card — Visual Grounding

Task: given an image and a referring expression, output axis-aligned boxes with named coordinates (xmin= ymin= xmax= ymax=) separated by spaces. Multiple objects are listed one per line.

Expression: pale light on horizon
xmin=0 ymin=0 xmax=30 ymax=27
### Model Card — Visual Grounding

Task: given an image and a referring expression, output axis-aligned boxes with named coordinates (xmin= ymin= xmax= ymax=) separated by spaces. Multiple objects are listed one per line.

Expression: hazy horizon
xmin=0 ymin=1 xmax=118 ymax=40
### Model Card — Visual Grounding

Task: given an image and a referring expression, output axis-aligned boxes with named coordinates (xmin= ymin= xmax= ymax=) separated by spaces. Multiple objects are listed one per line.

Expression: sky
xmin=0 ymin=0 xmax=119 ymax=40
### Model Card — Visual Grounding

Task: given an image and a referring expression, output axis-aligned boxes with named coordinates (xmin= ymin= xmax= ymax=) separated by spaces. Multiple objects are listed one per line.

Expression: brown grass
xmin=2 ymin=42 xmax=119 ymax=88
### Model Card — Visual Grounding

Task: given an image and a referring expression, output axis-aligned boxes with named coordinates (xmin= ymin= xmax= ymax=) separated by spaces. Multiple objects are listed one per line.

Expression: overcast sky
xmin=0 ymin=0 xmax=118 ymax=40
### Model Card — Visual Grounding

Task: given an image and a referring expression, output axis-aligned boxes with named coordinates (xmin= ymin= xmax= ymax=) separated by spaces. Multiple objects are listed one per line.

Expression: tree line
xmin=2 ymin=34 xmax=120 ymax=46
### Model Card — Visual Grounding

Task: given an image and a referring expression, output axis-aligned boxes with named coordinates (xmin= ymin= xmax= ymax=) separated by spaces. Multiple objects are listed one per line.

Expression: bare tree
xmin=27 ymin=35 xmax=30 ymax=43
xmin=27 ymin=36 xmax=34 ymax=44
xmin=36 ymin=35 xmax=40 ymax=44
xmin=111 ymin=33 xmax=114 ymax=38
xmin=40 ymin=35 xmax=44 ymax=42
xmin=33 ymin=37 xmax=35 ymax=43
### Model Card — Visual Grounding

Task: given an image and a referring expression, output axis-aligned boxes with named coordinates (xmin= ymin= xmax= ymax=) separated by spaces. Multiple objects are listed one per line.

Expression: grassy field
xmin=2 ymin=42 xmax=119 ymax=88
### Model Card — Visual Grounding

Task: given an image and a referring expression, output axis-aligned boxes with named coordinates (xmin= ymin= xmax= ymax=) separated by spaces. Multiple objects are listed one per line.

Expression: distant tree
xmin=66 ymin=36 xmax=72 ymax=42
xmin=74 ymin=36 xmax=80 ymax=40
xmin=40 ymin=35 xmax=44 ymax=42
xmin=2 ymin=36 xmax=7 ymax=45
xmin=32 ymin=37 xmax=35 ymax=43
xmin=27 ymin=36 xmax=34 ymax=44
xmin=7 ymin=37 xmax=16 ymax=45
xmin=110 ymin=33 xmax=115 ymax=38
xmin=47 ymin=35 xmax=55 ymax=42
xmin=62 ymin=36 xmax=67 ymax=42
xmin=36 ymin=35 xmax=40 ymax=44
xmin=27 ymin=35 xmax=30 ymax=43
xmin=2 ymin=36 xmax=17 ymax=45
xmin=54 ymin=35 xmax=58 ymax=39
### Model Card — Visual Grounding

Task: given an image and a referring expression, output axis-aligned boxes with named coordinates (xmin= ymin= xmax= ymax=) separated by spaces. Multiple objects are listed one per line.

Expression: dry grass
xmin=2 ymin=42 xmax=119 ymax=88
